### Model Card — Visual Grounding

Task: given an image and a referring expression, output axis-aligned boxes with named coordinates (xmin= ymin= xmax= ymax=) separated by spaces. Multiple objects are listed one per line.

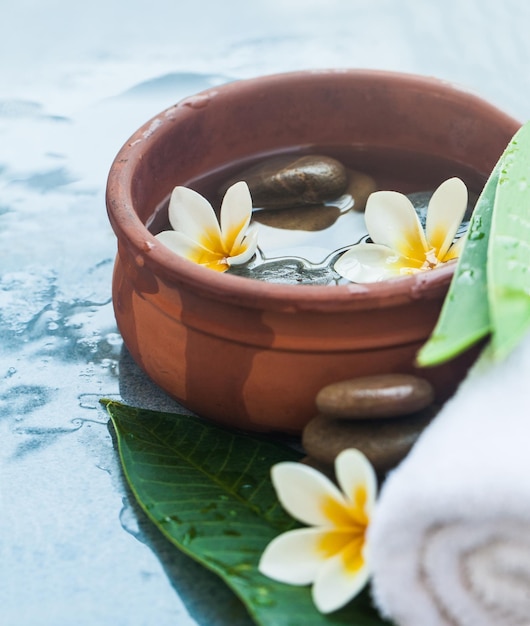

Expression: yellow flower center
xmin=192 ymin=219 xmax=251 ymax=272
xmin=187 ymin=244 xmax=230 ymax=272
xmin=386 ymin=244 xmax=446 ymax=275
xmin=318 ymin=486 xmax=369 ymax=573
xmin=427 ymin=224 xmax=448 ymax=257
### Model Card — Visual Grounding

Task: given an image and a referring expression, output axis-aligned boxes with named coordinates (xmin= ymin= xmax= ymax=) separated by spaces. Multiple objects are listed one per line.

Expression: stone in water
xmin=251 ymin=203 xmax=342 ymax=231
xmin=224 ymin=154 xmax=349 ymax=210
xmin=348 ymin=169 xmax=378 ymax=212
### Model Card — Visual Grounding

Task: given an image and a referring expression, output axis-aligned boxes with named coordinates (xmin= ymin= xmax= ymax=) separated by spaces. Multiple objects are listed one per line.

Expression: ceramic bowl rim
xmin=106 ymin=68 xmax=519 ymax=313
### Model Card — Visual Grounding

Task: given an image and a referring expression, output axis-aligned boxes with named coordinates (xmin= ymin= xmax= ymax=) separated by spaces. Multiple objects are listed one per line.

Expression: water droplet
xmin=468 ymin=217 xmax=485 ymax=241
xmin=182 ymin=526 xmax=197 ymax=545
xmin=237 ymin=562 xmax=252 ymax=571
xmin=456 ymin=268 xmax=476 ymax=285
xmin=238 ymin=482 xmax=255 ymax=497
xmin=159 ymin=514 xmax=181 ymax=525
xmin=231 ymin=562 xmax=252 ymax=574
xmin=119 ymin=503 xmax=142 ymax=539
xmin=252 ymin=586 xmax=275 ymax=607
xmin=106 ymin=332 xmax=123 ymax=347
xmin=200 ymin=502 xmax=218 ymax=514
xmin=180 ymin=94 xmax=214 ymax=109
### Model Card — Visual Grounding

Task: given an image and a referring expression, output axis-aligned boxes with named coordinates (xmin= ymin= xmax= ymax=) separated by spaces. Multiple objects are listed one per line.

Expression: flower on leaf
xmin=259 ymin=449 xmax=377 ymax=614
xmin=334 ymin=177 xmax=468 ymax=282
xmin=155 ymin=181 xmax=258 ymax=272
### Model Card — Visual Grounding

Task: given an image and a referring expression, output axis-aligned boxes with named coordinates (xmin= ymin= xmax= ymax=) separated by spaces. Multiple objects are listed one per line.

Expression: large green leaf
xmin=418 ymin=120 xmax=530 ymax=366
xmin=416 ymin=162 xmax=499 ymax=366
xmin=103 ymin=400 xmax=391 ymax=626
xmin=488 ymin=122 xmax=530 ymax=359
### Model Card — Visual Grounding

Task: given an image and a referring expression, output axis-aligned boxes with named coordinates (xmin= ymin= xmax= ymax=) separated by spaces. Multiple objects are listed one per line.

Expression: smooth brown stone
xmin=347 ymin=169 xmax=378 ymax=212
xmin=302 ymin=408 xmax=437 ymax=474
xmin=316 ymin=374 xmax=434 ymax=419
xmin=224 ymin=154 xmax=349 ymax=209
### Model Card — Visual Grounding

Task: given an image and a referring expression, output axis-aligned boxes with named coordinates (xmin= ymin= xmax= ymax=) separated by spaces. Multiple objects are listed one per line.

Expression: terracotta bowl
xmin=106 ymin=69 xmax=519 ymax=433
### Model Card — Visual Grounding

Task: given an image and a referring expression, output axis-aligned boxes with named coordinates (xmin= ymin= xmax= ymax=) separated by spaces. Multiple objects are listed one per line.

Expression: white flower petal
xmin=156 ymin=230 xmax=229 ymax=271
xmin=167 ymin=186 xmax=222 ymax=249
xmin=425 ymin=177 xmax=468 ymax=259
xmin=335 ymin=449 xmax=377 ymax=515
xmin=155 ymin=229 xmax=208 ymax=259
xmin=312 ymin=550 xmax=370 ymax=614
xmin=365 ymin=191 xmax=428 ymax=260
xmin=220 ymin=181 xmax=253 ymax=251
xmin=259 ymin=527 xmax=328 ymax=585
xmin=334 ymin=243 xmax=400 ymax=283
xmin=226 ymin=225 xmax=259 ymax=266
xmin=271 ymin=462 xmax=347 ymax=527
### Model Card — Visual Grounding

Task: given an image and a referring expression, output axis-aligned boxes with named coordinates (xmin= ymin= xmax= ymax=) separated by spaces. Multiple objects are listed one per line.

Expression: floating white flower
xmin=334 ymin=177 xmax=468 ymax=282
xmin=155 ymin=181 xmax=258 ymax=272
xmin=259 ymin=449 xmax=377 ymax=614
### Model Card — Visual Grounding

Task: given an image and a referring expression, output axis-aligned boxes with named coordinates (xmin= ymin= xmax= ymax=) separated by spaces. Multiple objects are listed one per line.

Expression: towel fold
xmin=369 ymin=333 xmax=530 ymax=626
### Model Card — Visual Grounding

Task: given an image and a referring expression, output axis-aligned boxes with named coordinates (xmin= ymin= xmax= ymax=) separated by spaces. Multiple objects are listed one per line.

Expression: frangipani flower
xmin=334 ymin=177 xmax=468 ymax=282
xmin=259 ymin=449 xmax=377 ymax=614
xmin=155 ymin=181 xmax=258 ymax=272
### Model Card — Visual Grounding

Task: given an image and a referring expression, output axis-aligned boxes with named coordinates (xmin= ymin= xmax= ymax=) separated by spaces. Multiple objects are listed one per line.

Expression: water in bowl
xmin=148 ymin=145 xmax=482 ymax=285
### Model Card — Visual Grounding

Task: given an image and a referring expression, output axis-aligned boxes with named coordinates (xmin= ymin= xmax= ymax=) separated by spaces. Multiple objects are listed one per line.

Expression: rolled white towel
xmin=369 ymin=332 xmax=530 ymax=626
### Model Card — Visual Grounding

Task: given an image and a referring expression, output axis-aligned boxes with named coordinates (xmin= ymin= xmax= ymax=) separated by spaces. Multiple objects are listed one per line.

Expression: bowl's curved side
xmin=112 ymin=253 xmax=474 ymax=432
xmin=106 ymin=69 xmax=520 ymax=431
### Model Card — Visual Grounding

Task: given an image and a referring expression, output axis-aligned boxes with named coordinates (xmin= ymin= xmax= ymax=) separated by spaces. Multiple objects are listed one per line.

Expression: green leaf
xmin=488 ymin=122 xmax=530 ymax=359
xmin=418 ymin=120 xmax=530 ymax=366
xmin=103 ymin=400 xmax=392 ymax=626
xmin=416 ymin=162 xmax=500 ymax=367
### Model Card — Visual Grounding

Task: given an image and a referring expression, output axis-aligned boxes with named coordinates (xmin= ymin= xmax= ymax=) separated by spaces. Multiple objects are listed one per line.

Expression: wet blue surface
xmin=2 ymin=1 xmax=530 ymax=624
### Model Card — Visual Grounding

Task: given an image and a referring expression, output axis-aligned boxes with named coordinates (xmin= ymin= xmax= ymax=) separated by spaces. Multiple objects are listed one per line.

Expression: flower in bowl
xmin=155 ymin=181 xmax=258 ymax=272
xmin=335 ymin=177 xmax=468 ymax=282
